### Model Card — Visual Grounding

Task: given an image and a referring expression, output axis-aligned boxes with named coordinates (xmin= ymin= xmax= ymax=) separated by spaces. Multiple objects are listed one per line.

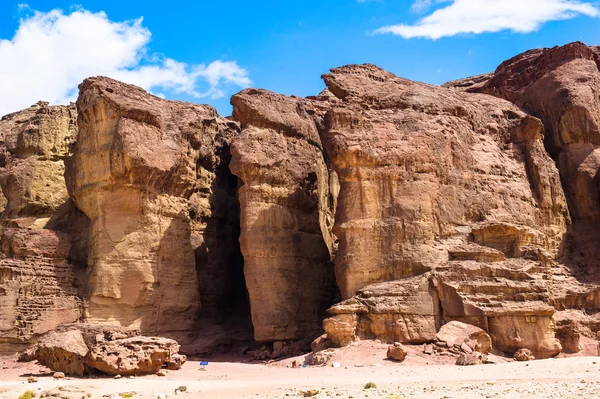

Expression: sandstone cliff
xmin=0 ymin=102 xmax=85 ymax=353
xmin=229 ymin=89 xmax=337 ymax=341
xmin=66 ymin=77 xmax=243 ymax=342
xmin=3 ymin=42 xmax=600 ymax=362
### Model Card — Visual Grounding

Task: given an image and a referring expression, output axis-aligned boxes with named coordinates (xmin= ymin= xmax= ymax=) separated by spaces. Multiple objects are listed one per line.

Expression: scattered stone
xmin=53 ymin=372 xmax=65 ymax=379
xmin=307 ymin=351 xmax=333 ymax=366
xmin=156 ymin=370 xmax=166 ymax=376
xmin=386 ymin=343 xmax=408 ymax=362
xmin=456 ymin=352 xmax=484 ymax=366
xmin=27 ymin=377 xmax=38 ymax=383
xmin=423 ymin=344 xmax=434 ymax=355
xmin=167 ymin=354 xmax=187 ymax=371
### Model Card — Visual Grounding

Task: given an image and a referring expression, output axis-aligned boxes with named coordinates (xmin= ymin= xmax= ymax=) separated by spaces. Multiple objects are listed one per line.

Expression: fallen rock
xmin=386 ymin=342 xmax=408 ymax=362
xmin=36 ymin=330 xmax=89 ymax=376
xmin=84 ymin=336 xmax=179 ymax=376
xmin=423 ymin=344 xmax=434 ymax=355
xmin=166 ymin=354 xmax=187 ymax=370
xmin=53 ymin=371 xmax=65 ymax=379
xmin=456 ymin=352 xmax=484 ymax=366
xmin=436 ymin=321 xmax=493 ymax=354
xmin=514 ymin=348 xmax=535 ymax=361
xmin=307 ymin=350 xmax=334 ymax=366
xmin=311 ymin=334 xmax=332 ymax=353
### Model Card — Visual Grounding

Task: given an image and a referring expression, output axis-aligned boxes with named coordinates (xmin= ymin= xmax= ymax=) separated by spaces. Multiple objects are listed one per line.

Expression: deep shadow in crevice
xmin=190 ymin=142 xmax=253 ymax=355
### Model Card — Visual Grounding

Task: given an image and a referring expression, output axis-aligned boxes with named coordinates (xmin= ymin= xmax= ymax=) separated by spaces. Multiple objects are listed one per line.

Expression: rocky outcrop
xmin=456 ymin=42 xmax=600 ymax=223
xmin=0 ymin=102 xmax=84 ymax=354
xmin=314 ymin=64 xmax=569 ymax=358
xmin=324 ymin=275 xmax=437 ymax=346
xmin=66 ymin=77 xmax=241 ymax=340
xmin=229 ymin=89 xmax=336 ymax=341
xmin=5 ymin=43 xmax=600 ymax=362
xmin=318 ymin=65 xmax=569 ymax=299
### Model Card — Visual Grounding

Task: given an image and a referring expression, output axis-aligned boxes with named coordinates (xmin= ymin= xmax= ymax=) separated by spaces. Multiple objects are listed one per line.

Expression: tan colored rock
xmin=229 ymin=89 xmax=336 ymax=341
xmin=386 ymin=342 xmax=407 ymax=362
xmin=514 ymin=348 xmax=535 ymax=361
xmin=307 ymin=350 xmax=333 ymax=366
xmin=67 ymin=77 xmax=240 ymax=339
xmin=0 ymin=101 xmax=76 ymax=217
xmin=436 ymin=321 xmax=492 ymax=354
xmin=318 ymin=64 xmax=568 ymax=299
xmin=84 ymin=336 xmax=179 ymax=375
xmin=324 ymin=275 xmax=437 ymax=345
xmin=311 ymin=333 xmax=332 ymax=352
xmin=456 ymin=352 xmax=484 ymax=366
xmin=0 ymin=102 xmax=83 ymax=354
xmin=35 ymin=330 xmax=89 ymax=376
xmin=167 ymin=353 xmax=187 ymax=370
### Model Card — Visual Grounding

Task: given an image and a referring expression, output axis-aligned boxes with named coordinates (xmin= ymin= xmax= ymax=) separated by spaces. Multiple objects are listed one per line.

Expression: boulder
xmin=311 ymin=333 xmax=332 ymax=353
xmin=35 ymin=330 xmax=89 ymax=376
xmin=84 ymin=336 xmax=179 ymax=376
xmin=307 ymin=350 xmax=334 ymax=366
xmin=436 ymin=321 xmax=492 ymax=354
xmin=167 ymin=354 xmax=187 ymax=370
xmin=386 ymin=342 xmax=408 ymax=362
xmin=456 ymin=352 xmax=484 ymax=366
xmin=514 ymin=348 xmax=535 ymax=361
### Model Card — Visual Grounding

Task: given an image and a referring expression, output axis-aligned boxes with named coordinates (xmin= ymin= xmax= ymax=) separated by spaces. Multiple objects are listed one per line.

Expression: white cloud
xmin=410 ymin=0 xmax=451 ymax=13
xmin=0 ymin=8 xmax=251 ymax=117
xmin=376 ymin=0 xmax=600 ymax=39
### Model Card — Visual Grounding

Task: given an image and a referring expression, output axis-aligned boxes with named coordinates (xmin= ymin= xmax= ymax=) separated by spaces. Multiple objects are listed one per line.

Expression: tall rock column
xmin=67 ymin=77 xmax=238 ymax=338
xmin=229 ymin=89 xmax=336 ymax=341
xmin=0 ymin=102 xmax=84 ymax=354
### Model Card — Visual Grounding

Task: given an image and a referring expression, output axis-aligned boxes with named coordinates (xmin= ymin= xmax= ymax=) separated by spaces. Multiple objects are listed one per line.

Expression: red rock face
xmin=462 ymin=42 xmax=600 ymax=222
xmin=66 ymin=77 xmax=243 ymax=343
xmin=5 ymin=42 xmax=600 ymax=361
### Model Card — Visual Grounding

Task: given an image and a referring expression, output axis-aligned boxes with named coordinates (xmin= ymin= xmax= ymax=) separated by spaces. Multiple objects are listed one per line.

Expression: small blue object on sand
xmin=199 ymin=361 xmax=209 ymax=366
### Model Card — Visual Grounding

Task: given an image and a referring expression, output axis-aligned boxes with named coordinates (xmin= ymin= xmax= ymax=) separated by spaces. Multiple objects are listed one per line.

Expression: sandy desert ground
xmin=2 ymin=341 xmax=600 ymax=399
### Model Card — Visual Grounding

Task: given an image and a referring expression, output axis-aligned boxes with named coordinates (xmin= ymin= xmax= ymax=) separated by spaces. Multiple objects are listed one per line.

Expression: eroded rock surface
xmin=0 ymin=102 xmax=84 ymax=354
xmin=229 ymin=89 xmax=337 ymax=341
xmin=66 ymin=77 xmax=241 ymax=340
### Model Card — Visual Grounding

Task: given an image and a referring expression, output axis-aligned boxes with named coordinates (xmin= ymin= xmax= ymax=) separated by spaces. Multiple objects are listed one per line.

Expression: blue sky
xmin=0 ymin=0 xmax=599 ymax=116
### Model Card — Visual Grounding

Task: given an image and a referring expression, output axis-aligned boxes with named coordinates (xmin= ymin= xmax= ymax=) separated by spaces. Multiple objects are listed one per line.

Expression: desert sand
xmin=2 ymin=342 xmax=600 ymax=399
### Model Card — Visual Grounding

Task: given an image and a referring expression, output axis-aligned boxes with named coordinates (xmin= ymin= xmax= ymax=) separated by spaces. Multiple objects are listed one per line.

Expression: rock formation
xmin=66 ymin=77 xmax=243 ymax=341
xmin=0 ymin=102 xmax=85 ymax=354
xmin=229 ymin=89 xmax=337 ymax=341
xmin=4 ymin=41 xmax=600 ymax=363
